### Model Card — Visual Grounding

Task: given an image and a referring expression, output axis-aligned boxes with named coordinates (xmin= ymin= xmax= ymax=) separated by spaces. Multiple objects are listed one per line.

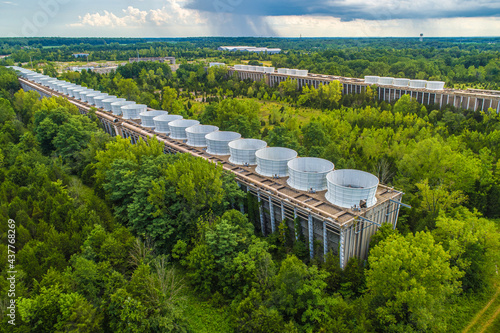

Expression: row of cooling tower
xmin=11 ymin=66 xmax=379 ymax=210
xmin=227 ymin=64 xmax=309 ymax=76
xmin=364 ymin=76 xmax=445 ymax=90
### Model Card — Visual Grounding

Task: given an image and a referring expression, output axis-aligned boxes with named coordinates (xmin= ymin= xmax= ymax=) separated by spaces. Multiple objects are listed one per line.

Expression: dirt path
xmin=478 ymin=302 xmax=500 ymax=333
xmin=462 ymin=286 xmax=500 ymax=333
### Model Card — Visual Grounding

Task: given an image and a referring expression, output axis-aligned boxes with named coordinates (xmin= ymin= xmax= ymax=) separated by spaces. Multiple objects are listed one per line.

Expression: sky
xmin=0 ymin=0 xmax=499 ymax=38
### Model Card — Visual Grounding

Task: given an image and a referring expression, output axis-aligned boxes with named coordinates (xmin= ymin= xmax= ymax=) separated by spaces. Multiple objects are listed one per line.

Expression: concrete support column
xmin=323 ymin=221 xmax=328 ymax=260
xmin=388 ymin=88 xmax=391 ymax=103
xmin=269 ymin=196 xmax=275 ymax=233
xmin=440 ymin=95 xmax=443 ymax=108
xmin=294 ymin=207 xmax=298 ymax=240
xmin=339 ymin=228 xmax=346 ymax=269
xmin=308 ymin=214 xmax=313 ymax=259
xmin=257 ymin=191 xmax=265 ymax=236
xmin=394 ymin=203 xmax=401 ymax=230
xmin=467 ymin=97 xmax=470 ymax=110
xmin=482 ymin=98 xmax=485 ymax=111
xmin=281 ymin=201 xmax=285 ymax=222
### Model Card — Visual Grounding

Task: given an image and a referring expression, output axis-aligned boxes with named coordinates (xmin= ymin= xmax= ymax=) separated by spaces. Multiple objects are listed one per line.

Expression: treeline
xmin=2 ymin=37 xmax=499 ymax=90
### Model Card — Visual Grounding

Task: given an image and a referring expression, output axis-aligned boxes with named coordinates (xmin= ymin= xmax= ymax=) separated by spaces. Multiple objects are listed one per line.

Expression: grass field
xmin=462 ymin=285 xmax=500 ymax=333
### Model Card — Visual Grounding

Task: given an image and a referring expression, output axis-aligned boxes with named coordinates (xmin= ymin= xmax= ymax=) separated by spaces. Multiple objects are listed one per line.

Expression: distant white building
xmin=68 ymin=66 xmax=94 ymax=72
xmin=218 ymin=46 xmax=281 ymax=54
xmin=209 ymin=62 xmax=226 ymax=67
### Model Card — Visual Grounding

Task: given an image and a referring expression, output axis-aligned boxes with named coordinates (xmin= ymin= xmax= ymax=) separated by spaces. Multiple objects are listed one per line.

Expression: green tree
xmin=433 ymin=208 xmax=500 ymax=292
xmin=18 ymin=285 xmax=102 ymax=333
xmin=366 ymin=231 xmax=463 ymax=332
xmin=161 ymin=86 xmax=177 ymax=111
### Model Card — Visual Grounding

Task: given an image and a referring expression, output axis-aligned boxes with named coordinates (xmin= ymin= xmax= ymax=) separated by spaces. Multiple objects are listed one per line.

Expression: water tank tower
xmin=121 ymin=104 xmax=147 ymax=120
xmin=255 ymin=147 xmax=297 ymax=177
xmin=206 ymin=131 xmax=242 ymax=155
xmin=111 ymin=100 xmax=135 ymax=116
xmin=152 ymin=114 xmax=183 ymax=134
xmin=139 ymin=110 xmax=168 ymax=128
xmin=185 ymin=124 xmax=219 ymax=147
xmin=287 ymin=157 xmax=334 ymax=192
xmin=228 ymin=139 xmax=267 ymax=165
xmin=325 ymin=169 xmax=379 ymax=209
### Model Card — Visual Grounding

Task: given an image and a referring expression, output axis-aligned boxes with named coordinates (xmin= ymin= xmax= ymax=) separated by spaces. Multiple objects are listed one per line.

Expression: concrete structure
xmin=129 ymin=56 xmax=175 ymax=65
xmin=93 ymin=66 xmax=118 ymax=74
xmin=68 ymin=66 xmax=94 ymax=72
xmin=13 ymin=67 xmax=410 ymax=270
xmin=218 ymin=46 xmax=281 ymax=54
xmin=225 ymin=66 xmax=500 ymax=112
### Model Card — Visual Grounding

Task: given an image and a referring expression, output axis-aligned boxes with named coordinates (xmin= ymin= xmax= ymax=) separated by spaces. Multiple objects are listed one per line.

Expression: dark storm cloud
xmin=185 ymin=0 xmax=500 ymax=21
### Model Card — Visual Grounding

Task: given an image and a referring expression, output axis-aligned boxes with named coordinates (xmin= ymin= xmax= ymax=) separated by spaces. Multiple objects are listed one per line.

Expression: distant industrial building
xmin=73 ymin=53 xmax=89 ymax=58
xmin=218 ymin=46 xmax=281 ymax=54
xmin=128 ymin=56 xmax=176 ymax=65
xmin=209 ymin=62 xmax=226 ymax=67
xmin=68 ymin=66 xmax=94 ymax=72
xmin=93 ymin=66 xmax=118 ymax=74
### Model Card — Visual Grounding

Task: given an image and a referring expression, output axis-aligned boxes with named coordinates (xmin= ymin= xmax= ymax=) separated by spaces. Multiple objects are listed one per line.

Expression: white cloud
xmin=69 ymin=6 xmax=148 ymax=28
xmin=69 ymin=1 xmax=207 ymax=29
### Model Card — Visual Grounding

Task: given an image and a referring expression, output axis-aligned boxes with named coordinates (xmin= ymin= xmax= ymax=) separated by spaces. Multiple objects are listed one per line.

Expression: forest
xmin=0 ymin=37 xmax=500 ymax=332
xmin=1 ymin=36 xmax=499 ymax=89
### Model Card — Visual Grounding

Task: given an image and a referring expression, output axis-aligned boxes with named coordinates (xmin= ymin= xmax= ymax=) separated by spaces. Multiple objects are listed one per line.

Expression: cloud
xmin=70 ymin=1 xmax=207 ymax=28
xmin=68 ymin=0 xmax=275 ymax=36
xmin=185 ymin=0 xmax=500 ymax=21
xmin=70 ymin=6 xmax=148 ymax=27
